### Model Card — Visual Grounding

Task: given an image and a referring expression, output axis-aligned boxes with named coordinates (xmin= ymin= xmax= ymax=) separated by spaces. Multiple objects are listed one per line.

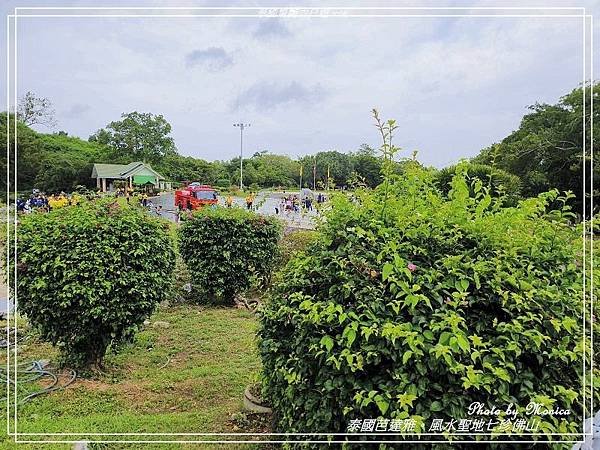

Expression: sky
xmin=2 ymin=1 xmax=599 ymax=168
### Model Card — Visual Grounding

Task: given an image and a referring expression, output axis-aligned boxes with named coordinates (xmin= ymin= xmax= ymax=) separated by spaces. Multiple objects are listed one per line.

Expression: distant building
xmin=91 ymin=161 xmax=170 ymax=192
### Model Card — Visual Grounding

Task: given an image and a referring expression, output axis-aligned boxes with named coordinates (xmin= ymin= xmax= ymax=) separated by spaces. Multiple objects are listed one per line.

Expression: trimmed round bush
xmin=17 ymin=198 xmax=175 ymax=368
xmin=258 ymin=163 xmax=597 ymax=444
xmin=178 ymin=207 xmax=282 ymax=304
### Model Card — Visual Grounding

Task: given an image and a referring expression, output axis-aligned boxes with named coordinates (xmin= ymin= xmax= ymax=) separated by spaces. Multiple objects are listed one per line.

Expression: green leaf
xmin=320 ymin=335 xmax=334 ymax=352
xmin=430 ymin=401 xmax=443 ymax=412
xmin=344 ymin=328 xmax=357 ymax=347
xmin=375 ymin=395 xmax=389 ymax=414
xmin=456 ymin=334 xmax=470 ymax=353
xmin=382 ymin=262 xmax=393 ymax=281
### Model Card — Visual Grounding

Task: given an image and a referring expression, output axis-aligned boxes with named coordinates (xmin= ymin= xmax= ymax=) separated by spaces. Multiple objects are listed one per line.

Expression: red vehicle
xmin=175 ymin=183 xmax=218 ymax=210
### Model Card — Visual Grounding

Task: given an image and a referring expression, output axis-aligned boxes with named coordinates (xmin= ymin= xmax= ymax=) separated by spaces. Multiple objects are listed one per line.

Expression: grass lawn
xmin=1 ymin=305 xmax=272 ymax=449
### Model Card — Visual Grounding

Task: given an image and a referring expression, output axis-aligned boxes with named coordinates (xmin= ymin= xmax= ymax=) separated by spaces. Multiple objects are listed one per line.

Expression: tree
xmin=0 ymin=114 xmax=114 ymax=194
xmin=248 ymin=153 xmax=300 ymax=187
xmin=472 ymin=82 xmax=599 ymax=216
xmin=156 ymin=153 xmax=226 ymax=184
xmin=298 ymin=151 xmax=354 ymax=189
xmin=17 ymin=91 xmax=57 ymax=128
xmin=90 ymin=112 xmax=177 ymax=165
xmin=179 ymin=207 xmax=281 ymax=305
xmin=349 ymin=144 xmax=382 ymax=188
xmin=32 ymin=134 xmax=110 ymax=192
xmin=17 ymin=199 xmax=175 ymax=368
xmin=0 ymin=112 xmax=44 ymax=193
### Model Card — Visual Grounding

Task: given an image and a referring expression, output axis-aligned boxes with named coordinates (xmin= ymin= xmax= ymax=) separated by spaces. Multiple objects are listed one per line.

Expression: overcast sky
xmin=2 ymin=1 xmax=599 ymax=167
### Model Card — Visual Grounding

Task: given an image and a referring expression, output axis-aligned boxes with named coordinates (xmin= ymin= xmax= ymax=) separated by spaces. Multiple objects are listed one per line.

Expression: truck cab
xmin=175 ymin=183 xmax=218 ymax=210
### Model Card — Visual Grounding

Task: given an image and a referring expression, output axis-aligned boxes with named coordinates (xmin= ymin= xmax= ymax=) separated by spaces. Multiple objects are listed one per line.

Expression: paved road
xmin=149 ymin=191 xmax=318 ymax=230
xmin=0 ymin=280 xmax=8 ymax=314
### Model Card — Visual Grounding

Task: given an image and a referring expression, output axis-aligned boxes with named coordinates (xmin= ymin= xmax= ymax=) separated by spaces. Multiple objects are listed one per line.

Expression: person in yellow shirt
xmin=57 ymin=194 xmax=68 ymax=208
xmin=226 ymin=195 xmax=233 ymax=208
xmin=47 ymin=195 xmax=58 ymax=210
xmin=70 ymin=193 xmax=80 ymax=205
xmin=245 ymin=193 xmax=254 ymax=210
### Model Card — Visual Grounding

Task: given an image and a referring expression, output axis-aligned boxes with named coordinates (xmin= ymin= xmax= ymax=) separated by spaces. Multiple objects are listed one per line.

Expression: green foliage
xmin=1 ymin=111 xmax=409 ymax=195
xmin=258 ymin=160 xmax=596 ymax=443
xmin=156 ymin=153 xmax=228 ymax=185
xmin=349 ymin=144 xmax=383 ymax=188
xmin=33 ymin=133 xmax=110 ymax=193
xmin=298 ymin=150 xmax=354 ymax=189
xmin=278 ymin=230 xmax=319 ymax=267
xmin=16 ymin=198 xmax=175 ymax=368
xmin=0 ymin=113 xmax=113 ymax=193
xmin=178 ymin=207 xmax=282 ymax=305
xmin=473 ymin=82 xmax=599 ymax=216
xmin=435 ymin=163 xmax=522 ymax=206
xmin=0 ymin=112 xmax=44 ymax=193
xmin=242 ymin=152 xmax=301 ymax=187
xmin=89 ymin=111 xmax=177 ymax=165
xmin=216 ymin=178 xmax=230 ymax=188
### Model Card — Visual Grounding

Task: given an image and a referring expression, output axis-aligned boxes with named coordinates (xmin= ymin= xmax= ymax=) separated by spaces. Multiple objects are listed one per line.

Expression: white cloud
xmin=1 ymin=5 xmax=596 ymax=166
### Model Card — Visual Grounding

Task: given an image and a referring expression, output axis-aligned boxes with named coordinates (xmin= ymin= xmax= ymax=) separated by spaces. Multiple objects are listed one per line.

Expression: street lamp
xmin=233 ymin=122 xmax=250 ymax=191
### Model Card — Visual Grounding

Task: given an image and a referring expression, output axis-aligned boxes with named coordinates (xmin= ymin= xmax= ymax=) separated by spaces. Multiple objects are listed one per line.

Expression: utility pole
xmin=233 ymin=122 xmax=250 ymax=191
xmin=313 ymin=155 xmax=317 ymax=190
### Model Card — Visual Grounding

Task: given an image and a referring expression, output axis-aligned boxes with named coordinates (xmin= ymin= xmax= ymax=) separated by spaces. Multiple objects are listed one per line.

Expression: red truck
xmin=175 ymin=183 xmax=218 ymax=210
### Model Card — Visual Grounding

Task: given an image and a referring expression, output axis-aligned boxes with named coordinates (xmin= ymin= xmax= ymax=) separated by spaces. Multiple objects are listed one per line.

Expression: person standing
xmin=226 ymin=195 xmax=233 ymax=208
xmin=245 ymin=193 xmax=254 ymax=210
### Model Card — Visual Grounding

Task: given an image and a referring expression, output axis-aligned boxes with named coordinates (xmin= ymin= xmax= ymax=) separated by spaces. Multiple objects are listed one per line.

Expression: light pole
xmin=313 ymin=155 xmax=317 ymax=190
xmin=233 ymin=122 xmax=250 ymax=191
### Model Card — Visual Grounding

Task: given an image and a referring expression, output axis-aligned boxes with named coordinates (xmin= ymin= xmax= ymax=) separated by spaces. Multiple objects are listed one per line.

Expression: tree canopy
xmin=472 ymin=83 xmax=599 ymax=216
xmin=17 ymin=91 xmax=57 ymax=128
xmin=89 ymin=112 xmax=177 ymax=165
xmin=3 ymin=83 xmax=596 ymax=212
xmin=0 ymin=113 xmax=114 ymax=194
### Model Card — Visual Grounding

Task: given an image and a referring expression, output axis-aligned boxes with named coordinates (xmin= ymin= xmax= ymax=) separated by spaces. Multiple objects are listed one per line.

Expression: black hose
xmin=0 ymin=329 xmax=77 ymax=403
xmin=21 ymin=367 xmax=77 ymax=403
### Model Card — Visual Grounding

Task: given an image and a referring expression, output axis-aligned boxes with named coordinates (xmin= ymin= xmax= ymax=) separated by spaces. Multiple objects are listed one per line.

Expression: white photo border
xmin=4 ymin=5 xmax=594 ymax=446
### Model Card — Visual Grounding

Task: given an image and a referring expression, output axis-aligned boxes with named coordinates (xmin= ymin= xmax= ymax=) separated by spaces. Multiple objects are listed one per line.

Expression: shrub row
xmin=17 ymin=198 xmax=283 ymax=367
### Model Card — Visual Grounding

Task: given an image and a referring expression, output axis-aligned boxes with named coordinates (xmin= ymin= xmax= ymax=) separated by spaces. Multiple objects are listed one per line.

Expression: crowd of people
xmin=15 ymin=187 xmax=163 ymax=216
xmin=275 ymin=193 xmax=325 ymax=215
xmin=16 ymin=190 xmax=84 ymax=214
xmin=15 ymin=187 xmax=327 ymax=226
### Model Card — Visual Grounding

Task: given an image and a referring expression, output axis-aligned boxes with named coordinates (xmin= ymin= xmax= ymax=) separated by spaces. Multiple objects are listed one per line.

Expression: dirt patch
xmin=227 ymin=411 xmax=273 ymax=435
xmin=71 ymin=378 xmax=112 ymax=392
xmin=116 ymin=380 xmax=167 ymax=410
